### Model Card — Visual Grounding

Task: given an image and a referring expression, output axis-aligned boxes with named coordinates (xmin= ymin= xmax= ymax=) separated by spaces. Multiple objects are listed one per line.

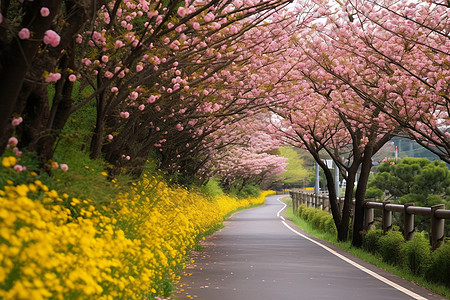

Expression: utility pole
xmin=314 ymin=162 xmax=320 ymax=194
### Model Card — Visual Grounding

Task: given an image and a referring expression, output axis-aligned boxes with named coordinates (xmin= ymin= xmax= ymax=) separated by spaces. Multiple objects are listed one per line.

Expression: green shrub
xmin=378 ymin=230 xmax=405 ymax=265
xmin=238 ymin=184 xmax=261 ymax=198
xmin=201 ymin=178 xmax=224 ymax=198
xmin=311 ymin=210 xmax=329 ymax=230
xmin=324 ymin=216 xmax=337 ymax=235
xmin=426 ymin=242 xmax=450 ymax=287
xmin=304 ymin=207 xmax=317 ymax=222
xmin=297 ymin=204 xmax=307 ymax=217
xmin=300 ymin=206 xmax=314 ymax=221
xmin=319 ymin=214 xmax=329 ymax=232
xmin=400 ymin=233 xmax=431 ymax=275
xmin=362 ymin=229 xmax=384 ymax=254
xmin=297 ymin=206 xmax=337 ymax=235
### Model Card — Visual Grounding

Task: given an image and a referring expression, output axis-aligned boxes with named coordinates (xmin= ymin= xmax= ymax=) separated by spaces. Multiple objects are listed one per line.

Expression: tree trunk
xmin=0 ymin=1 xmax=62 ymax=154
xmin=90 ymin=93 xmax=107 ymax=160
xmin=321 ymin=162 xmax=351 ymax=241
xmin=352 ymin=149 xmax=373 ymax=247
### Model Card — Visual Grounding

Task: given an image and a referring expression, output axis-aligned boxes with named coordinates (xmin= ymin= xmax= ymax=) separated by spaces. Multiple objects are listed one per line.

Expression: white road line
xmin=276 ymin=198 xmax=428 ymax=300
xmin=276 ymin=199 xmax=287 ymax=217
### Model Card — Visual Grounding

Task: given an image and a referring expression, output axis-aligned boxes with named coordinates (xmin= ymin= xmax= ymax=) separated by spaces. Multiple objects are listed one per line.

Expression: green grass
xmin=282 ymin=199 xmax=450 ymax=299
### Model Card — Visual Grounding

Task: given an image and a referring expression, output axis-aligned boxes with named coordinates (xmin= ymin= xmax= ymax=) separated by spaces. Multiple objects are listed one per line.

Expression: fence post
xmin=289 ymin=191 xmax=293 ymax=213
xmin=318 ymin=195 xmax=325 ymax=210
xmin=324 ymin=195 xmax=329 ymax=212
xmin=382 ymin=201 xmax=392 ymax=233
xmin=364 ymin=201 xmax=374 ymax=231
xmin=431 ymin=204 xmax=445 ymax=250
xmin=403 ymin=203 xmax=415 ymax=241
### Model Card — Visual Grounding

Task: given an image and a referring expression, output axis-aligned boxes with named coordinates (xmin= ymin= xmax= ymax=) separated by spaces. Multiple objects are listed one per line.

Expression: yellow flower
xmin=16 ymin=184 xmax=29 ymax=197
xmin=2 ymin=156 xmax=17 ymax=168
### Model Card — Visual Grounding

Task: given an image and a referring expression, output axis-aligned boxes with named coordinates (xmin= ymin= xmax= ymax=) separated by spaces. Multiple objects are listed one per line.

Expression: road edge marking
xmin=276 ymin=198 xmax=428 ymax=300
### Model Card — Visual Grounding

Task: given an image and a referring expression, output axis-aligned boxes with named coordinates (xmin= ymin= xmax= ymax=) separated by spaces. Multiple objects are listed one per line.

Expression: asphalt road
xmin=174 ymin=195 xmax=446 ymax=300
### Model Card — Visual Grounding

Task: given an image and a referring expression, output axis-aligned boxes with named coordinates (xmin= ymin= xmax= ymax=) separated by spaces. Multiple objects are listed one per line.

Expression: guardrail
xmin=289 ymin=190 xmax=346 ymax=213
xmin=289 ymin=190 xmax=450 ymax=249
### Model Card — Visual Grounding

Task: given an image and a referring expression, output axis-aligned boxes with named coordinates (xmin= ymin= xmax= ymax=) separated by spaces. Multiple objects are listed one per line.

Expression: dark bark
xmin=352 ymin=133 xmax=393 ymax=247
xmin=90 ymin=73 xmax=107 ymax=160
xmin=352 ymin=148 xmax=373 ymax=247
xmin=0 ymin=0 xmax=62 ymax=154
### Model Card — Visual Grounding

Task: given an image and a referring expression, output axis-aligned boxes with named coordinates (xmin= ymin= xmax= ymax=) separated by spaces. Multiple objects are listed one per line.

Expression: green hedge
xmin=400 ymin=233 xmax=431 ymax=275
xmin=296 ymin=205 xmax=336 ymax=235
xmin=362 ymin=230 xmax=450 ymax=288
xmin=427 ymin=242 xmax=450 ymax=287
xmin=378 ymin=231 xmax=404 ymax=265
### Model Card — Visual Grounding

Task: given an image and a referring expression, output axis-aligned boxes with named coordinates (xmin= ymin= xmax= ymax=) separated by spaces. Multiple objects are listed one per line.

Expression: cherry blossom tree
xmin=317 ymin=0 xmax=450 ymax=161
xmin=0 ymin=0 xmax=294 ymax=175
xmin=291 ymin=0 xmax=449 ymax=244
xmin=249 ymin=5 xmax=399 ymax=242
xmin=205 ymin=120 xmax=288 ymax=191
xmin=0 ymin=1 xmax=105 ymax=158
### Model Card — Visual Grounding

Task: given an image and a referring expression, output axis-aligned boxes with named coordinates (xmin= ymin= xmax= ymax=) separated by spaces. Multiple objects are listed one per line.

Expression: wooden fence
xmin=289 ymin=190 xmax=450 ymax=249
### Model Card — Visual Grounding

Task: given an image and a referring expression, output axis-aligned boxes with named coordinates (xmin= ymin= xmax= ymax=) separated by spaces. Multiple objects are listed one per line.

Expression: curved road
xmin=174 ymin=195 xmax=445 ymax=300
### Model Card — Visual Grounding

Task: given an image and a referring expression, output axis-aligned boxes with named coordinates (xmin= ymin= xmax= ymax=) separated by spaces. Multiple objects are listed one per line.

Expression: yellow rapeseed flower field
xmin=0 ymin=173 xmax=271 ymax=299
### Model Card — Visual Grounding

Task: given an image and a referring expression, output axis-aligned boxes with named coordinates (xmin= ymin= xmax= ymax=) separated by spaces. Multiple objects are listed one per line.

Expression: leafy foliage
xmin=427 ymin=242 xmax=450 ymax=287
xmin=297 ymin=204 xmax=336 ymax=235
xmin=362 ymin=229 xmax=384 ymax=254
xmin=378 ymin=231 xmax=405 ymax=265
xmin=278 ymin=146 xmax=312 ymax=186
xmin=400 ymin=233 xmax=431 ymax=275
xmin=369 ymin=158 xmax=450 ymax=206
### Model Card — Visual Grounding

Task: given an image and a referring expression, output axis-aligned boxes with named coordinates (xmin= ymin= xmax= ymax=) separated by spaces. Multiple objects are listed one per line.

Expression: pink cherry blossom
xmin=107 ymin=134 xmax=114 ymax=140
xmin=43 ymin=30 xmax=60 ymax=47
xmin=18 ymin=28 xmax=30 ymax=40
xmin=45 ymin=72 xmax=61 ymax=82
xmin=11 ymin=117 xmax=23 ymax=126
xmin=8 ymin=137 xmax=18 ymax=147
xmin=177 ymin=7 xmax=187 ymax=17
xmin=204 ymin=12 xmax=215 ymax=22
xmin=60 ymin=164 xmax=69 ymax=171
xmin=13 ymin=147 xmax=22 ymax=156
xmin=104 ymin=71 xmax=114 ymax=79
xmin=120 ymin=112 xmax=130 ymax=119
xmin=14 ymin=165 xmax=24 ymax=172
xmin=68 ymin=74 xmax=77 ymax=82
xmin=40 ymin=7 xmax=50 ymax=17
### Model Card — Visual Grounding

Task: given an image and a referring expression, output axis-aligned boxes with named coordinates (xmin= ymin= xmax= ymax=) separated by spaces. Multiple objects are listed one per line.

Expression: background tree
xmin=278 ymin=146 xmax=313 ymax=189
xmin=369 ymin=157 xmax=450 ymax=207
xmin=323 ymin=0 xmax=450 ymax=162
xmin=0 ymin=0 xmax=294 ymax=181
xmin=368 ymin=157 xmax=450 ymax=234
